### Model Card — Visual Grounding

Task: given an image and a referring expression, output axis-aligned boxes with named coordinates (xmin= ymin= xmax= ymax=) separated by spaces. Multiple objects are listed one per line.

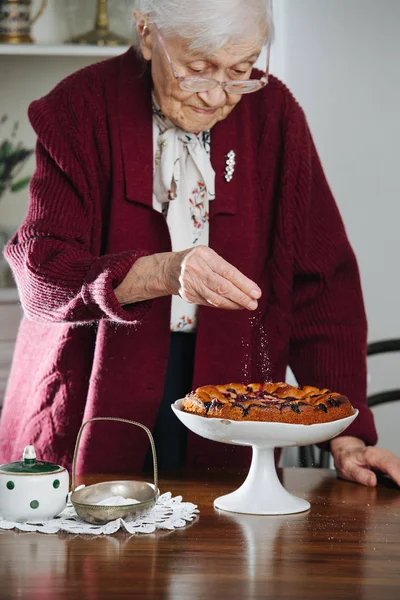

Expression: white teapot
xmin=0 ymin=446 xmax=69 ymax=522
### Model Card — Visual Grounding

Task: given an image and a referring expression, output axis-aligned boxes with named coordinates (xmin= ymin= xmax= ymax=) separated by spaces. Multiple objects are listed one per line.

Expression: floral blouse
xmin=152 ymin=97 xmax=216 ymax=332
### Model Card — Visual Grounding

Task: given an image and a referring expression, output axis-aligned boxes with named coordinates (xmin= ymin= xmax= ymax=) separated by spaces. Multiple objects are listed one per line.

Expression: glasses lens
xmin=180 ymin=78 xmax=218 ymax=93
xmin=224 ymin=81 xmax=263 ymax=95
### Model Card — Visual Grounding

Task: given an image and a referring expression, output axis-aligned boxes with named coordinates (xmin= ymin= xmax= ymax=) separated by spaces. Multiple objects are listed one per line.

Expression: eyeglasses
xmin=147 ymin=16 xmax=271 ymax=95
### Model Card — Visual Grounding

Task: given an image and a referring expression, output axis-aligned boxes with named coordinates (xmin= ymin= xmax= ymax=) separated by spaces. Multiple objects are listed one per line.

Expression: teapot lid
xmin=0 ymin=446 xmax=64 ymax=475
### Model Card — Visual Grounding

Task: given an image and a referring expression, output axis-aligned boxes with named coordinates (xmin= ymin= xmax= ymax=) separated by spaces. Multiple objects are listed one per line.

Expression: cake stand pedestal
xmin=214 ymin=446 xmax=310 ymax=514
xmin=172 ymin=400 xmax=358 ymax=515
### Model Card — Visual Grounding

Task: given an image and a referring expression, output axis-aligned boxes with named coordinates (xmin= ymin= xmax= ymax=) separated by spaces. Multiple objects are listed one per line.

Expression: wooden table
xmin=0 ymin=468 xmax=399 ymax=600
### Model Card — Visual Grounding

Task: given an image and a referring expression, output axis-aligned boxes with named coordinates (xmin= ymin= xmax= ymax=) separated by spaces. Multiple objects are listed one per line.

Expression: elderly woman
xmin=0 ymin=0 xmax=399 ymax=486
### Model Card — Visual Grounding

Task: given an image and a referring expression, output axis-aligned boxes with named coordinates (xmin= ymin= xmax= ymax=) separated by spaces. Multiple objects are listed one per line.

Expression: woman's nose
xmin=197 ymin=85 xmax=226 ymax=107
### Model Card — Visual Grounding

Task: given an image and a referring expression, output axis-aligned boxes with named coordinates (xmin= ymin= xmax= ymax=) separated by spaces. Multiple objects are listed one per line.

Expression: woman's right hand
xmin=115 ymin=246 xmax=262 ymax=310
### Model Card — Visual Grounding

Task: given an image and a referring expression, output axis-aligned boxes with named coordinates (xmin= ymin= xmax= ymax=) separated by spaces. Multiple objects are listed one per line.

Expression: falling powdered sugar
xmin=241 ymin=337 xmax=251 ymax=382
xmin=250 ymin=313 xmax=273 ymax=383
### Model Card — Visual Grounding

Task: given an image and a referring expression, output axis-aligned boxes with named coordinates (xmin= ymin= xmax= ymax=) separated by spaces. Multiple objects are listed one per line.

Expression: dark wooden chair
xmin=299 ymin=338 xmax=400 ymax=468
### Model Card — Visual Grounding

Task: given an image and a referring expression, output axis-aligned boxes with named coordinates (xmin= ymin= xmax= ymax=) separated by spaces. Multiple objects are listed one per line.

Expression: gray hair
xmin=132 ymin=0 xmax=274 ymax=53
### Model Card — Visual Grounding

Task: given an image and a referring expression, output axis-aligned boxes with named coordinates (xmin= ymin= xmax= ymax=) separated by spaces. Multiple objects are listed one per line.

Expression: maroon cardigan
xmin=0 ymin=49 xmax=377 ymax=473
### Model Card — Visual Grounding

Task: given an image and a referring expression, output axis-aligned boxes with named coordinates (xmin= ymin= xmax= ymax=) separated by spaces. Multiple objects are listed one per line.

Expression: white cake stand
xmin=172 ymin=400 xmax=358 ymax=515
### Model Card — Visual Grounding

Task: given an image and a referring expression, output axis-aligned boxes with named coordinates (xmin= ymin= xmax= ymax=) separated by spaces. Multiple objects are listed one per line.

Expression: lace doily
xmin=0 ymin=491 xmax=199 ymax=535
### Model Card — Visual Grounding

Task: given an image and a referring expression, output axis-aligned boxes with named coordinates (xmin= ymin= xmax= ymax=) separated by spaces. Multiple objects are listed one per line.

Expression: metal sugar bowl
xmin=70 ymin=418 xmax=159 ymax=525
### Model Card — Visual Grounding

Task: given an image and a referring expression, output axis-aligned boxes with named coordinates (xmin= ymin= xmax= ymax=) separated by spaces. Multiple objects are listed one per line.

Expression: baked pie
xmin=182 ymin=382 xmax=354 ymax=424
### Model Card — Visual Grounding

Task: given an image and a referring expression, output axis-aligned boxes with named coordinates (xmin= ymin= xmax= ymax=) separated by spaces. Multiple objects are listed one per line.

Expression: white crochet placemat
xmin=0 ymin=491 xmax=199 ymax=535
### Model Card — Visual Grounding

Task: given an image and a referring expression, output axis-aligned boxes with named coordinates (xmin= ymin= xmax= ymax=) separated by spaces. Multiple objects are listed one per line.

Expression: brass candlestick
xmin=67 ymin=0 xmax=129 ymax=46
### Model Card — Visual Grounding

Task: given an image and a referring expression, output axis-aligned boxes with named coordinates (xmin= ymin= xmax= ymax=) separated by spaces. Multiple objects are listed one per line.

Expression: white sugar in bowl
xmin=0 ymin=446 xmax=69 ymax=522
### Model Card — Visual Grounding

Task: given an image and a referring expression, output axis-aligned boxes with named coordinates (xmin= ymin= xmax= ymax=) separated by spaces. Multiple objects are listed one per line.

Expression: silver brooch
xmin=224 ymin=150 xmax=236 ymax=182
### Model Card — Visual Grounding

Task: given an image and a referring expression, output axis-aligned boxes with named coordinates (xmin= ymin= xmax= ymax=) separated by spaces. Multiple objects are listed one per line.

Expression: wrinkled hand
xmin=331 ymin=436 xmax=400 ymax=487
xmin=166 ymin=246 xmax=261 ymax=310
xmin=115 ymin=246 xmax=261 ymax=309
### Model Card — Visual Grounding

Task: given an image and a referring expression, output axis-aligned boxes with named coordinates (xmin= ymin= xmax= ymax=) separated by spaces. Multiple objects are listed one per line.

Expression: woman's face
xmin=136 ymin=17 xmax=264 ymax=132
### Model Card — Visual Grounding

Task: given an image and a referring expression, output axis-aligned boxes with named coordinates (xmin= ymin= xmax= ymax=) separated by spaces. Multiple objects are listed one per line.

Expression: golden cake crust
xmin=182 ymin=382 xmax=354 ymax=424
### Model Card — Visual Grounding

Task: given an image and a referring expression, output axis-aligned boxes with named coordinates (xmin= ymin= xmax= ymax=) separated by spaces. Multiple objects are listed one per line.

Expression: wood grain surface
xmin=0 ymin=468 xmax=399 ymax=600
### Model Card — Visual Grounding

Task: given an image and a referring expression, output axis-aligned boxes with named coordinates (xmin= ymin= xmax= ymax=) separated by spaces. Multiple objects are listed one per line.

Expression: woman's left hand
xmin=331 ymin=436 xmax=400 ymax=487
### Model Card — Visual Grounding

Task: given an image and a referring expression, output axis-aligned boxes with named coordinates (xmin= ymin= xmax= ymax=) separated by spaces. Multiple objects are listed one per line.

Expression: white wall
xmin=278 ymin=0 xmax=400 ymax=454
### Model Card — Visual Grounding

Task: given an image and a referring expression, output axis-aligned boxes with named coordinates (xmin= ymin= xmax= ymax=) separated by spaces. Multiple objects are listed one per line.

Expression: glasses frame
xmin=146 ymin=15 xmax=271 ymax=95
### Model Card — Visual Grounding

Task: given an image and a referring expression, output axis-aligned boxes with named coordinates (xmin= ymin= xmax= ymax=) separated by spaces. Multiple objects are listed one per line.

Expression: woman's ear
xmin=133 ymin=10 xmax=153 ymax=61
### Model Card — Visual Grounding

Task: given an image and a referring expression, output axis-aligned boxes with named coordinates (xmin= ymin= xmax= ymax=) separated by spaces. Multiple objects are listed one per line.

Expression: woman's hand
xmin=115 ymin=246 xmax=262 ymax=310
xmin=330 ymin=436 xmax=400 ymax=487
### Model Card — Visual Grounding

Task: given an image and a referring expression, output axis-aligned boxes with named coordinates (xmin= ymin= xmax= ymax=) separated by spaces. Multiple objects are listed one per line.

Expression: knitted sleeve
xmin=287 ymin=104 xmax=377 ymax=446
xmin=4 ymin=82 xmax=150 ymax=325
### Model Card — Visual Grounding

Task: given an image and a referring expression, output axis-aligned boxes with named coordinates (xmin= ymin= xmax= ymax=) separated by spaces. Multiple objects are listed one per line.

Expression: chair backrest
xmin=367 ymin=339 xmax=400 ymax=408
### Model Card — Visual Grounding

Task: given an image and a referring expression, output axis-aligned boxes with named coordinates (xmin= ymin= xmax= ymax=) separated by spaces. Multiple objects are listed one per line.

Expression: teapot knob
xmin=22 ymin=445 xmax=37 ymax=464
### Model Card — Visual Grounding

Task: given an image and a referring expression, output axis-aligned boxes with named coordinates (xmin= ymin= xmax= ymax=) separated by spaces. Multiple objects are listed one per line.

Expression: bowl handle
xmin=71 ymin=417 xmax=158 ymax=495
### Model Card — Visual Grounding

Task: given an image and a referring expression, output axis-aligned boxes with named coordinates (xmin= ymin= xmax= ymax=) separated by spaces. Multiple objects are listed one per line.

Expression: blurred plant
xmin=0 ymin=114 xmax=34 ymax=201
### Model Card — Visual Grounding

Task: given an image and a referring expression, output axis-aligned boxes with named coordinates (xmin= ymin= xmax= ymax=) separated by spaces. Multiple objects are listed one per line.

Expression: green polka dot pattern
xmin=30 ymin=500 xmax=39 ymax=509
xmin=6 ymin=481 xmax=15 ymax=490
xmin=53 ymin=479 xmax=60 ymax=489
